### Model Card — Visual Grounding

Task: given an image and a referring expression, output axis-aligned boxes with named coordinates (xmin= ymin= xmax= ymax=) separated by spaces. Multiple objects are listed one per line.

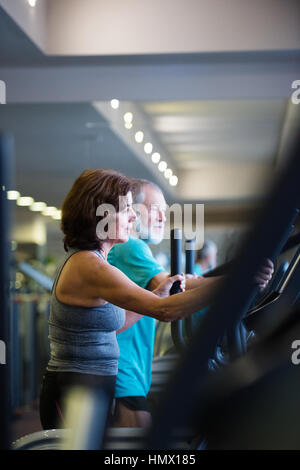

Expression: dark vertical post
xmin=185 ymin=239 xmax=195 ymax=275
xmin=185 ymin=239 xmax=195 ymax=339
xmin=170 ymin=229 xmax=185 ymax=350
xmin=0 ymin=134 xmax=13 ymax=449
xmin=170 ymin=228 xmax=182 ymax=293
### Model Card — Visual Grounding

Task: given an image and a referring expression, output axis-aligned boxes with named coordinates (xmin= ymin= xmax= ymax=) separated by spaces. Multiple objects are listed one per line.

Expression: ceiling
xmin=0 ymin=4 xmax=299 ymax=249
xmin=0 ymin=97 xmax=290 ymax=209
xmin=141 ymin=99 xmax=287 ymax=168
xmin=0 ymin=5 xmax=44 ymax=64
xmin=0 ymin=103 xmax=158 ymax=207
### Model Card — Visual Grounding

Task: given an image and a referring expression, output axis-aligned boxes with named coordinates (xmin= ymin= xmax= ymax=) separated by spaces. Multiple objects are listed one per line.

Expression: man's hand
xmin=185 ymin=273 xmax=199 ymax=280
xmin=254 ymin=259 xmax=274 ymax=291
xmin=153 ymin=274 xmax=185 ymax=298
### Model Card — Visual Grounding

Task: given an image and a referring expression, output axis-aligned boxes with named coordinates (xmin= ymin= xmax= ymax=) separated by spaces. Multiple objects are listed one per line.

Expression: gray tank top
xmin=47 ymin=248 xmax=125 ymax=376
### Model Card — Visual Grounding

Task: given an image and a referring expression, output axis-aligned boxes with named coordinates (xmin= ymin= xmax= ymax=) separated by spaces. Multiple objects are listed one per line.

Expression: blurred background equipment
xmin=0 ymin=134 xmax=13 ymax=449
xmin=147 ymin=124 xmax=300 ymax=449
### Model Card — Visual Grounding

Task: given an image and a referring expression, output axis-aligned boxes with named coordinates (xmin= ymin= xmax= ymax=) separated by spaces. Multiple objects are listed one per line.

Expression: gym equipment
xmin=170 ymin=229 xmax=184 ymax=352
xmin=185 ymin=239 xmax=195 ymax=275
xmin=18 ymin=262 xmax=53 ymax=291
xmin=152 ymin=215 xmax=299 ymax=409
xmin=170 ymin=232 xmax=197 ymax=350
xmin=169 ymin=228 xmax=182 ymax=295
xmin=185 ymin=239 xmax=195 ymax=340
xmin=192 ymin=304 xmax=300 ymax=450
xmin=172 ymin=209 xmax=299 ymax=356
xmin=0 ymin=133 xmax=14 ymax=450
xmin=147 ymin=123 xmax=300 ymax=449
xmin=245 ymin=244 xmax=300 ymax=333
xmin=62 ymin=386 xmax=111 ymax=450
xmin=12 ymin=429 xmax=69 ymax=450
xmin=12 ymin=426 xmax=191 ymax=451
xmin=148 ymin=228 xmax=184 ymax=408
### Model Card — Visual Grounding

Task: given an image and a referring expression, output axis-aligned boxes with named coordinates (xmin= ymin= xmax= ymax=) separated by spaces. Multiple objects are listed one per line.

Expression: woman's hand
xmin=254 ymin=258 xmax=274 ymax=291
xmin=153 ymin=274 xmax=185 ymax=298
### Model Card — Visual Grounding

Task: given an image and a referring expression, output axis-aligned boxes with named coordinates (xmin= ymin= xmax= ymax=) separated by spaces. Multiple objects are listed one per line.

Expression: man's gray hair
xmin=133 ymin=179 xmax=163 ymax=204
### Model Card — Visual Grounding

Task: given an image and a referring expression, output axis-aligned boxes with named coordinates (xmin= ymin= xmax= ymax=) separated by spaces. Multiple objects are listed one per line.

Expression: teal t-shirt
xmin=194 ymin=264 xmax=203 ymax=276
xmin=107 ymin=236 xmax=166 ymax=398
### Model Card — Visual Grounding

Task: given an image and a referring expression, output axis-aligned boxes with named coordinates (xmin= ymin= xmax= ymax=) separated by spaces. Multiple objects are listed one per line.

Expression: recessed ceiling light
xmin=110 ymin=99 xmax=119 ymax=109
xmin=135 ymin=131 xmax=144 ymax=143
xmin=7 ymin=190 xmax=20 ymax=200
xmin=42 ymin=207 xmax=57 ymax=216
xmin=28 ymin=0 xmax=37 ymax=7
xmin=30 ymin=202 xmax=47 ymax=212
xmin=158 ymin=161 xmax=167 ymax=172
xmin=151 ymin=152 xmax=160 ymax=164
xmin=125 ymin=122 xmax=133 ymax=129
xmin=17 ymin=196 xmax=34 ymax=206
xmin=169 ymin=175 xmax=178 ymax=186
xmin=52 ymin=210 xmax=62 ymax=220
xmin=123 ymin=112 xmax=133 ymax=123
xmin=164 ymin=169 xmax=173 ymax=179
xmin=144 ymin=143 xmax=153 ymax=154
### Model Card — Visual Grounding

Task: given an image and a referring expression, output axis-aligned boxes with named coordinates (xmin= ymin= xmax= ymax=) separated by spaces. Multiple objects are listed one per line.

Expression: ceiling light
xmin=123 ymin=112 xmax=133 ymax=123
xmin=42 ymin=206 xmax=57 ymax=216
xmin=158 ymin=161 xmax=167 ymax=172
xmin=7 ymin=190 xmax=20 ymax=200
xmin=110 ymin=99 xmax=119 ymax=109
xmin=170 ymin=175 xmax=178 ymax=186
xmin=28 ymin=0 xmax=37 ymax=6
xmin=164 ymin=169 xmax=173 ymax=179
xmin=17 ymin=197 xmax=34 ymax=206
xmin=151 ymin=152 xmax=161 ymax=164
xmin=125 ymin=122 xmax=133 ymax=129
xmin=144 ymin=143 xmax=153 ymax=154
xmin=135 ymin=131 xmax=144 ymax=143
xmin=52 ymin=210 xmax=62 ymax=220
xmin=30 ymin=202 xmax=47 ymax=212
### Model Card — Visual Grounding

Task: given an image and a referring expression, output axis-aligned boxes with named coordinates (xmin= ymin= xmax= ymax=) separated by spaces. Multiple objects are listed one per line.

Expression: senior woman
xmin=39 ymin=169 xmax=273 ymax=430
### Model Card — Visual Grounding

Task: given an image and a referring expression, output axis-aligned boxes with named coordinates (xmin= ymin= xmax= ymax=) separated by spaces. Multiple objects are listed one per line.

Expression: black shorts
xmin=39 ymin=370 xmax=116 ymax=430
xmin=116 ymin=396 xmax=150 ymax=412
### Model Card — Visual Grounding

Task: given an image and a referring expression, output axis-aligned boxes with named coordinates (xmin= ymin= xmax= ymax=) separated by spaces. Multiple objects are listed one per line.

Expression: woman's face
xmin=115 ymin=191 xmax=136 ymax=243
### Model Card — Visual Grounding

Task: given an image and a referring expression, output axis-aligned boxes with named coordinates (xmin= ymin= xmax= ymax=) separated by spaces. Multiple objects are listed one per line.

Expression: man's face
xmin=137 ymin=185 xmax=167 ymax=244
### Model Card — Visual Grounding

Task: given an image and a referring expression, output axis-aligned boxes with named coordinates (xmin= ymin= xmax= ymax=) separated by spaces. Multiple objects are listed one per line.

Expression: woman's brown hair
xmin=61 ymin=169 xmax=134 ymax=251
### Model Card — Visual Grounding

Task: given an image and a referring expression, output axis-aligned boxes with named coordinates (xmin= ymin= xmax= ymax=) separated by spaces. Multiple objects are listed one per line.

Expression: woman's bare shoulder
xmin=58 ymin=250 xmax=105 ymax=281
xmin=67 ymin=250 xmax=106 ymax=265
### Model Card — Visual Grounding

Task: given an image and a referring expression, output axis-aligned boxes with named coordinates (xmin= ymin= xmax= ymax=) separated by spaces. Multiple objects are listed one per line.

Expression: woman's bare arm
xmin=80 ymin=252 xmax=222 ymax=322
xmin=116 ymin=274 xmax=186 ymax=333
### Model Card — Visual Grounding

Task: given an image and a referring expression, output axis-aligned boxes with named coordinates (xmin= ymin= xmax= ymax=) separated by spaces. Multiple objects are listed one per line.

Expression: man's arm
xmin=148 ymin=261 xmax=274 ymax=294
xmin=184 ymin=258 xmax=274 ymax=291
xmin=116 ymin=311 xmax=144 ymax=334
xmin=147 ymin=272 xmax=170 ymax=291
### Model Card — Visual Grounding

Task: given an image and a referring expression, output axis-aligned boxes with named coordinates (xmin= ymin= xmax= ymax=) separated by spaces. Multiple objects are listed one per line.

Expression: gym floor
xmin=11 ymin=404 xmax=42 ymax=442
